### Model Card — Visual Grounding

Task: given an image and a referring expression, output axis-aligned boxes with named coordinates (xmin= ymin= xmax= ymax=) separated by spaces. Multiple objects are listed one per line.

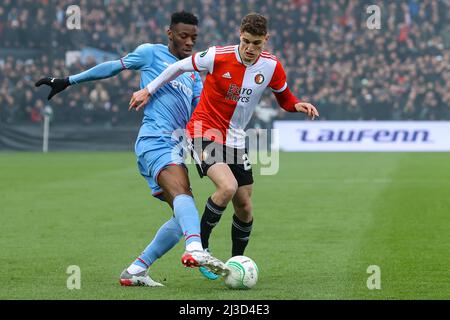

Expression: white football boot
xmin=119 ymin=269 xmax=164 ymax=287
xmin=181 ymin=250 xmax=229 ymax=276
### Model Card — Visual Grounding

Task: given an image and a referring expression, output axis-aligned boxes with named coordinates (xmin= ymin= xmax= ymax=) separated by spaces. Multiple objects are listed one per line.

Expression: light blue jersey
xmin=69 ymin=44 xmax=202 ymax=198
xmin=121 ymin=44 xmax=202 ymax=138
xmin=69 ymin=43 xmax=202 ymax=138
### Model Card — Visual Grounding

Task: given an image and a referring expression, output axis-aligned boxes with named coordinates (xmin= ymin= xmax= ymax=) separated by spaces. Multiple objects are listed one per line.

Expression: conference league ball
xmin=224 ymin=256 xmax=259 ymax=289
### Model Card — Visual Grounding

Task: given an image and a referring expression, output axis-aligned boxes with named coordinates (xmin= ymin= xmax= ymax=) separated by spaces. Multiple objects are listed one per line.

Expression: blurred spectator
xmin=0 ymin=0 xmax=449 ymax=126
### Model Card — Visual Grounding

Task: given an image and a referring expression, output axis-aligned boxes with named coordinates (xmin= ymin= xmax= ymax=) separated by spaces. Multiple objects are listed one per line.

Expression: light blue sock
xmin=133 ymin=216 xmax=182 ymax=268
xmin=173 ymin=194 xmax=202 ymax=247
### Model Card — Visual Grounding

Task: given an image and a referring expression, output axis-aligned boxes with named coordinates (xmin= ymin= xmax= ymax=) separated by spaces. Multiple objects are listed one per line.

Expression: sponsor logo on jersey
xmin=222 ymin=72 xmax=232 ymax=79
xmin=225 ymin=84 xmax=252 ymax=103
xmin=254 ymin=73 xmax=264 ymax=84
xmin=200 ymin=49 xmax=209 ymax=57
xmin=169 ymin=80 xmax=193 ymax=96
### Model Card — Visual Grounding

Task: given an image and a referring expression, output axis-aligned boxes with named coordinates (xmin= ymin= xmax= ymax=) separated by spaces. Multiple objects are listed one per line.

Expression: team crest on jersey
xmin=254 ymin=73 xmax=264 ymax=84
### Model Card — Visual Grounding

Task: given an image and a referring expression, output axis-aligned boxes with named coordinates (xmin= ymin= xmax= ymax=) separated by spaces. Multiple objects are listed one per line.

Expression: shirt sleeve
xmin=191 ymin=46 xmax=216 ymax=74
xmin=69 ymin=60 xmax=124 ymax=84
xmin=121 ymin=43 xmax=154 ymax=70
xmin=273 ymin=86 xmax=300 ymax=112
xmin=269 ymin=60 xmax=288 ymax=93
xmin=146 ymin=56 xmax=195 ymax=95
xmin=192 ymin=72 xmax=203 ymax=108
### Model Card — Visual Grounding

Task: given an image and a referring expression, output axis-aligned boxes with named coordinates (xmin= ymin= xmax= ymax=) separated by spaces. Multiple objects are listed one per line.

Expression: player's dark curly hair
xmin=240 ymin=13 xmax=267 ymax=36
xmin=170 ymin=11 xmax=198 ymax=29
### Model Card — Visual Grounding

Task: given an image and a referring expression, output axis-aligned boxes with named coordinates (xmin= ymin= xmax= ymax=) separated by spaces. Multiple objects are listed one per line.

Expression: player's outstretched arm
xmin=128 ymin=57 xmax=196 ymax=111
xmin=35 ymin=60 xmax=125 ymax=100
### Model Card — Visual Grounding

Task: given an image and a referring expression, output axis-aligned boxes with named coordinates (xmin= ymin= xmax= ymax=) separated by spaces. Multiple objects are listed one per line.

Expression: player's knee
xmin=169 ymin=183 xmax=191 ymax=198
xmin=243 ymin=202 xmax=253 ymax=216
xmin=161 ymin=178 xmax=191 ymax=200
xmin=158 ymin=166 xmax=191 ymax=198
xmin=236 ymin=201 xmax=252 ymax=216
xmin=218 ymin=181 xmax=238 ymax=202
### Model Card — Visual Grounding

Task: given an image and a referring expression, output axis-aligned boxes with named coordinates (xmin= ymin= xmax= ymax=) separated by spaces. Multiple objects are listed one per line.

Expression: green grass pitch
xmin=1 ymin=151 xmax=449 ymax=299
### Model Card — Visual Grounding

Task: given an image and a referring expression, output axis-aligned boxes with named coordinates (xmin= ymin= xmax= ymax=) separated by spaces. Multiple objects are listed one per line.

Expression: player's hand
xmin=294 ymin=102 xmax=319 ymax=120
xmin=128 ymin=88 xmax=151 ymax=112
xmin=35 ymin=77 xmax=70 ymax=100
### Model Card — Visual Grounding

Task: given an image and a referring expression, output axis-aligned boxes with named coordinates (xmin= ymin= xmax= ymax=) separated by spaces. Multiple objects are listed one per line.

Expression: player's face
xmin=168 ymin=23 xmax=198 ymax=59
xmin=239 ymin=32 xmax=268 ymax=64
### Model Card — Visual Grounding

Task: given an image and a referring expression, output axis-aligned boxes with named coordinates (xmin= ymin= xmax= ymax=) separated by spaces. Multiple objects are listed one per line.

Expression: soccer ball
xmin=223 ymin=256 xmax=259 ymax=289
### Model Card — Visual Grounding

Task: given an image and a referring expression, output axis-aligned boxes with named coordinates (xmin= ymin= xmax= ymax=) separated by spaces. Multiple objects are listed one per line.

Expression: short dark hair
xmin=240 ymin=13 xmax=267 ymax=36
xmin=170 ymin=11 xmax=198 ymax=29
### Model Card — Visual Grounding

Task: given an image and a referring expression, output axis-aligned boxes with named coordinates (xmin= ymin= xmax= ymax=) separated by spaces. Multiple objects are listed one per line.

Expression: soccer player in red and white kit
xmin=129 ymin=13 xmax=319 ymax=279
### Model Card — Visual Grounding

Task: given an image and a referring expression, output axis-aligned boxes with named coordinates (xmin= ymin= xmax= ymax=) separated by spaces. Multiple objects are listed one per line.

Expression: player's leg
xmin=200 ymin=163 xmax=238 ymax=250
xmin=188 ymin=138 xmax=240 ymax=278
xmin=120 ymin=149 xmax=184 ymax=286
xmin=189 ymin=138 xmax=239 ymax=250
xmin=157 ymin=165 xmax=228 ymax=274
xmin=121 ymin=138 xmax=186 ymax=286
xmin=194 ymin=163 xmax=239 ymax=280
xmin=120 ymin=213 xmax=181 ymax=287
xmin=157 ymin=164 xmax=202 ymax=252
xmin=192 ymin=163 xmax=238 ymax=280
xmin=122 ymin=162 xmax=227 ymax=284
xmin=227 ymin=147 xmax=254 ymax=257
xmin=208 ymin=163 xmax=239 ymax=206
xmin=231 ymin=184 xmax=254 ymax=257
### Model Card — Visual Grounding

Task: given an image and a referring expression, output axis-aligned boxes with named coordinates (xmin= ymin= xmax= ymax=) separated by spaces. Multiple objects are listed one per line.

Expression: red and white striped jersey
xmin=187 ymin=45 xmax=288 ymax=149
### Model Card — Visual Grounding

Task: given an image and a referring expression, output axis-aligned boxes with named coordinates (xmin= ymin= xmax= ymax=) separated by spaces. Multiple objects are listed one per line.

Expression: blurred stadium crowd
xmin=1 ymin=0 xmax=449 ymax=126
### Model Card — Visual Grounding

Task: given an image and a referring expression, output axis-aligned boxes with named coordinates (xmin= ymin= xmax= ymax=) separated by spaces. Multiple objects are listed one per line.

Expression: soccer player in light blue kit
xmin=35 ymin=11 xmax=227 ymax=286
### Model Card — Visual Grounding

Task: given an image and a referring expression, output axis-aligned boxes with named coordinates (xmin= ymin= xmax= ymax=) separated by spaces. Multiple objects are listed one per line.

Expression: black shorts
xmin=188 ymin=138 xmax=253 ymax=187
